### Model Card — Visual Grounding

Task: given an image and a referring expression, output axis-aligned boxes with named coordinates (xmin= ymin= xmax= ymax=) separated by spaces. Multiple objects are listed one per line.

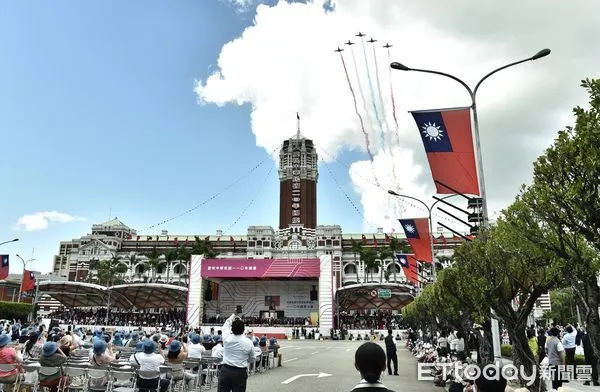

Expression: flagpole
xmin=390 ymin=48 xmax=551 ymax=365
xmin=388 ymin=191 xmax=458 ymax=282
xmin=16 ymin=254 xmax=35 ymax=302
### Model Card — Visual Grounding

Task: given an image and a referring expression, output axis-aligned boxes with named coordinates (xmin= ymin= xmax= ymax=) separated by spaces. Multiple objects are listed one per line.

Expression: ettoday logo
xmin=417 ymin=363 xmax=593 ymax=386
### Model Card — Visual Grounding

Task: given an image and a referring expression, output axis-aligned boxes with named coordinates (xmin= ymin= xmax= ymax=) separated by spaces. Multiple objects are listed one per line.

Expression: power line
xmin=224 ymin=162 xmax=275 ymax=234
xmin=138 ymin=144 xmax=281 ymax=232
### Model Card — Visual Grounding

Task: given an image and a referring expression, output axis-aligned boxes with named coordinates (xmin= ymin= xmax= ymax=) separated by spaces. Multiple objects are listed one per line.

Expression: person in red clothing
xmin=0 ymin=334 xmax=22 ymax=382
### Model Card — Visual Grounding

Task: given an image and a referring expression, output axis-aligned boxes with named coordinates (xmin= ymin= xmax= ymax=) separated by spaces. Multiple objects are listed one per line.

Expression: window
xmin=292 ymin=210 xmax=300 ymax=216
xmin=292 ymin=183 xmax=300 ymax=189
xmin=292 ymin=203 xmax=300 ymax=209
xmin=292 ymin=197 xmax=300 ymax=202
xmin=292 ymin=217 xmax=301 ymax=223
xmin=289 ymin=240 xmax=301 ymax=250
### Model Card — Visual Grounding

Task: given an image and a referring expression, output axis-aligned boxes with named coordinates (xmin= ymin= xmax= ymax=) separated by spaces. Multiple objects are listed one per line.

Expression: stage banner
xmin=201 ymin=258 xmax=320 ymax=278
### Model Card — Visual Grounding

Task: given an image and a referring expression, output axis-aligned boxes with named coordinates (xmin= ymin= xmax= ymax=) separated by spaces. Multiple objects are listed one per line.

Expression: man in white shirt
xmin=187 ymin=333 xmax=206 ymax=359
xmin=218 ymin=314 xmax=255 ymax=392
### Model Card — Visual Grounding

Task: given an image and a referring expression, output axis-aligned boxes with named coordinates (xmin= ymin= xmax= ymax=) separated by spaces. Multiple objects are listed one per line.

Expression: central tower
xmin=278 ymin=117 xmax=318 ymax=229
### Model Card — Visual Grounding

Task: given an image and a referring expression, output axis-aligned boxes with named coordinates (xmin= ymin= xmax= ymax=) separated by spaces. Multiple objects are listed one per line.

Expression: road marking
xmin=281 ymin=372 xmax=332 ymax=384
xmin=282 ymin=357 xmax=298 ymax=363
xmin=311 ymin=351 xmax=319 ymax=354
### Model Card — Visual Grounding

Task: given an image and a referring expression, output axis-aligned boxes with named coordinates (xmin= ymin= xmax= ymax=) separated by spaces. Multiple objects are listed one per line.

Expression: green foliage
xmin=501 ymin=344 xmax=512 ymax=358
xmin=543 ymin=288 xmax=578 ymax=325
xmin=89 ymin=257 xmax=128 ymax=286
xmin=0 ymin=301 xmax=33 ymax=321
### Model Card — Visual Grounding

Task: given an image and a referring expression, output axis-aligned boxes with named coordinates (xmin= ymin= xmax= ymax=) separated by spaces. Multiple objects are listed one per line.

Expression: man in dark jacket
xmin=577 ymin=328 xmax=599 ymax=386
xmin=384 ymin=329 xmax=398 ymax=376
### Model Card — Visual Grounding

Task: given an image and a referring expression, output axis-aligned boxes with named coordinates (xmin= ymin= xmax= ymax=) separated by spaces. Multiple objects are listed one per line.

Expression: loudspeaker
xmin=310 ymin=285 xmax=318 ymax=301
xmin=236 ymin=305 xmax=243 ymax=314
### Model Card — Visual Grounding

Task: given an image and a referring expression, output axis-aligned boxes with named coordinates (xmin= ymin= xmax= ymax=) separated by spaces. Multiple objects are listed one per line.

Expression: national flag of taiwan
xmin=411 ymin=107 xmax=480 ymax=195
xmin=398 ymin=218 xmax=432 ymax=263
xmin=21 ymin=270 xmax=36 ymax=292
xmin=0 ymin=255 xmax=9 ymax=280
xmin=396 ymin=254 xmax=418 ymax=285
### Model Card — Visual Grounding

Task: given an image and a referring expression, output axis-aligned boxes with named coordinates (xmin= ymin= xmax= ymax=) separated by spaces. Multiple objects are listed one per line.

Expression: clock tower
xmin=278 ymin=116 xmax=318 ymax=229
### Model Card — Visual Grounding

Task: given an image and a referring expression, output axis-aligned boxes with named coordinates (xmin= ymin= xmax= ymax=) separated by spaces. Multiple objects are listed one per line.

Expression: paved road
xmin=242 ymin=339 xmax=440 ymax=392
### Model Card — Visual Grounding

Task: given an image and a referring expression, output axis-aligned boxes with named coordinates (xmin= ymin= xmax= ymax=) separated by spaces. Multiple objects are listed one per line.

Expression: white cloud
xmin=195 ymin=0 xmax=600 ymax=233
xmin=14 ymin=211 xmax=86 ymax=232
xmin=220 ymin=0 xmax=259 ymax=13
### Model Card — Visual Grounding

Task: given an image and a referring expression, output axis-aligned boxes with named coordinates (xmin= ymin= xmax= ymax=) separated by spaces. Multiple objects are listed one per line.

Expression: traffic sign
xmin=378 ymin=289 xmax=391 ymax=299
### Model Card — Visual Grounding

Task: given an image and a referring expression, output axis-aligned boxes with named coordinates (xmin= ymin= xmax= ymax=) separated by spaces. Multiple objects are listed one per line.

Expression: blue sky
xmin=0 ymin=0 xmax=369 ymax=273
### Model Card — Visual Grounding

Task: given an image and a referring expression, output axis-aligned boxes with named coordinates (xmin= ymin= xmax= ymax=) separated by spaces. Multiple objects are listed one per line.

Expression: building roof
xmin=37 ymin=281 xmax=186 ymax=309
xmin=98 ymin=217 xmax=129 ymax=228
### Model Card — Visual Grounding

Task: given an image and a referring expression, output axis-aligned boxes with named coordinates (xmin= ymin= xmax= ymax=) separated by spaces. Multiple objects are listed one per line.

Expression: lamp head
xmin=390 ymin=62 xmax=410 ymax=71
xmin=531 ymin=48 xmax=551 ymax=60
xmin=388 ymin=190 xmax=400 ymax=196
xmin=12 ymin=238 xmax=18 ymax=242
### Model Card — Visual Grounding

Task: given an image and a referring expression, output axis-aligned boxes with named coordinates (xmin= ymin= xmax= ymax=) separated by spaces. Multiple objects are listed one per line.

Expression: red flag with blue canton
xmin=411 ymin=107 xmax=480 ymax=195
xmin=21 ymin=269 xmax=36 ymax=292
xmin=0 ymin=255 xmax=8 ymax=280
xmin=398 ymin=218 xmax=432 ymax=263
xmin=396 ymin=253 xmax=418 ymax=285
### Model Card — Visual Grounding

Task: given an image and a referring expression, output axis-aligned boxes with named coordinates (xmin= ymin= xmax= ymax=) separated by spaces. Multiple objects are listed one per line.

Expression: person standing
xmin=579 ymin=328 xmax=599 ymax=386
xmin=350 ymin=342 xmax=394 ymax=392
xmin=546 ymin=327 xmax=566 ymax=390
xmin=384 ymin=329 xmax=398 ymax=376
xmin=218 ymin=314 xmax=256 ymax=392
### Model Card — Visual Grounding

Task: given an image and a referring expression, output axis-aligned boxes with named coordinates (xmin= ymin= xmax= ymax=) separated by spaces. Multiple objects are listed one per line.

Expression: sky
xmin=1 ymin=0 xmax=599 ymax=274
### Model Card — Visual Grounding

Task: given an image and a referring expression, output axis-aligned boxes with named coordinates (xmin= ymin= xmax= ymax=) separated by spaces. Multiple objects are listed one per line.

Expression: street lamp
xmin=16 ymin=254 xmax=35 ymax=302
xmin=0 ymin=239 xmax=19 ymax=246
xmin=388 ymin=190 xmax=457 ymax=282
xmin=391 ymin=48 xmax=551 ymax=228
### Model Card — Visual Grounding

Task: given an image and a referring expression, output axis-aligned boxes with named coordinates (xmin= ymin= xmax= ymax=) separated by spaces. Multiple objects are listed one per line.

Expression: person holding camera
xmin=218 ymin=313 xmax=256 ymax=392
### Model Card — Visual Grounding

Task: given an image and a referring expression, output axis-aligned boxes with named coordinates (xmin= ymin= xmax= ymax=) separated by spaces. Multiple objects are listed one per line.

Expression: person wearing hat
xmin=166 ymin=340 xmax=195 ymax=389
xmin=0 ymin=333 xmax=22 ymax=382
xmin=350 ymin=342 xmax=394 ymax=392
xmin=212 ymin=336 xmax=224 ymax=365
xmin=129 ymin=340 xmax=169 ymax=392
xmin=127 ymin=331 xmax=140 ymax=348
xmin=89 ymin=340 xmax=116 ymax=387
xmin=38 ymin=342 xmax=67 ymax=392
xmin=22 ymin=331 xmax=43 ymax=360
xmin=187 ymin=333 xmax=205 ymax=359
xmin=268 ymin=337 xmax=282 ymax=367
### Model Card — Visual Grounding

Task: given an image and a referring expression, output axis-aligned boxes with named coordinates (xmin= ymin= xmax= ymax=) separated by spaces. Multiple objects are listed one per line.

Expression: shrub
xmin=501 ymin=344 xmax=512 ymax=357
xmin=0 ymin=301 xmax=33 ymax=321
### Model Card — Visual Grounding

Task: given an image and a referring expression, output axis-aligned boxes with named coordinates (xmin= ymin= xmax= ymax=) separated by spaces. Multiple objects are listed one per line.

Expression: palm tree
xmin=127 ymin=253 xmax=138 ymax=283
xmin=177 ymin=246 xmax=191 ymax=285
xmin=145 ymin=247 xmax=164 ymax=283
xmin=164 ymin=248 xmax=179 ymax=285
xmin=388 ymin=237 xmax=400 ymax=283
xmin=350 ymin=239 xmax=363 ymax=283
xmin=377 ymin=247 xmax=393 ymax=282
xmin=88 ymin=256 xmax=128 ymax=287
xmin=192 ymin=236 xmax=218 ymax=258
xmin=360 ymin=247 xmax=377 ymax=283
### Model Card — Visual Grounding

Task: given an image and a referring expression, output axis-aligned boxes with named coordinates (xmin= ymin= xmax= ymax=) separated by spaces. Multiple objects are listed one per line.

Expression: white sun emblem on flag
xmin=421 ymin=122 xmax=444 ymax=141
xmin=404 ymin=224 xmax=415 ymax=233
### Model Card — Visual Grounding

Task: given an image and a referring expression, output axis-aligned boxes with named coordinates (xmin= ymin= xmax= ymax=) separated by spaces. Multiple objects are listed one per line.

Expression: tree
xmin=163 ymin=248 xmax=179 ymax=285
xmin=377 ymin=247 xmax=393 ymax=282
xmin=177 ymin=246 xmax=191 ymax=285
xmin=542 ymin=288 xmax=578 ymax=325
xmin=145 ymin=247 xmax=164 ymax=283
xmin=360 ymin=247 xmax=377 ymax=283
xmin=89 ymin=256 xmax=128 ymax=286
xmin=453 ymin=202 xmax=564 ymax=391
xmin=351 ymin=239 xmax=363 ymax=283
xmin=192 ymin=236 xmax=218 ymax=258
xmin=520 ymin=79 xmax=600 ymax=358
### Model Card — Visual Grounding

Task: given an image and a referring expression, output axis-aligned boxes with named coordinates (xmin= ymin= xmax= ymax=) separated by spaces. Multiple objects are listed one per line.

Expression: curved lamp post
xmin=387 ymin=190 xmax=457 ymax=282
xmin=390 ymin=48 xmax=551 ymax=229
xmin=0 ymin=238 xmax=19 ymax=247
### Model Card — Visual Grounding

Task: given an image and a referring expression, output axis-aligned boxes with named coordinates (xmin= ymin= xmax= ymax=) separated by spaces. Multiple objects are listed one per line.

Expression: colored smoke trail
xmin=348 ymin=45 xmax=375 ymax=137
xmin=386 ymin=46 xmax=402 ymax=148
xmin=338 ymin=52 xmax=380 ymax=186
xmin=360 ymin=37 xmax=386 ymax=149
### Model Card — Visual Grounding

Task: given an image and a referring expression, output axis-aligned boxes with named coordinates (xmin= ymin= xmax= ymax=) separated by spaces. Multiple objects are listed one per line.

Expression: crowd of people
xmin=338 ymin=310 xmax=404 ymax=331
xmin=46 ymin=309 xmax=187 ymax=328
xmin=0 ymin=317 xmax=284 ymax=392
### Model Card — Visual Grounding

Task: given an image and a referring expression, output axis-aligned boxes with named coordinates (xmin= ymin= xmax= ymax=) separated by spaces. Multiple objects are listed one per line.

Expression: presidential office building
xmin=51 ymin=132 xmax=475 ymax=309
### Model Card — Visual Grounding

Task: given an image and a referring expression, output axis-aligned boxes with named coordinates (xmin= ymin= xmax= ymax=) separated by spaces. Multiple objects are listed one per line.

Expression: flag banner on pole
xmin=398 ymin=218 xmax=432 ymax=263
xmin=0 ymin=255 xmax=8 ymax=280
xmin=396 ymin=253 xmax=418 ymax=285
xmin=410 ymin=107 xmax=480 ymax=195
xmin=21 ymin=269 xmax=36 ymax=292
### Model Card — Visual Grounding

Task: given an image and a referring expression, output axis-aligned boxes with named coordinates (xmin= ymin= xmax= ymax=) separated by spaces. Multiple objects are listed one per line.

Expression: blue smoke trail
xmin=360 ymin=37 xmax=386 ymax=146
